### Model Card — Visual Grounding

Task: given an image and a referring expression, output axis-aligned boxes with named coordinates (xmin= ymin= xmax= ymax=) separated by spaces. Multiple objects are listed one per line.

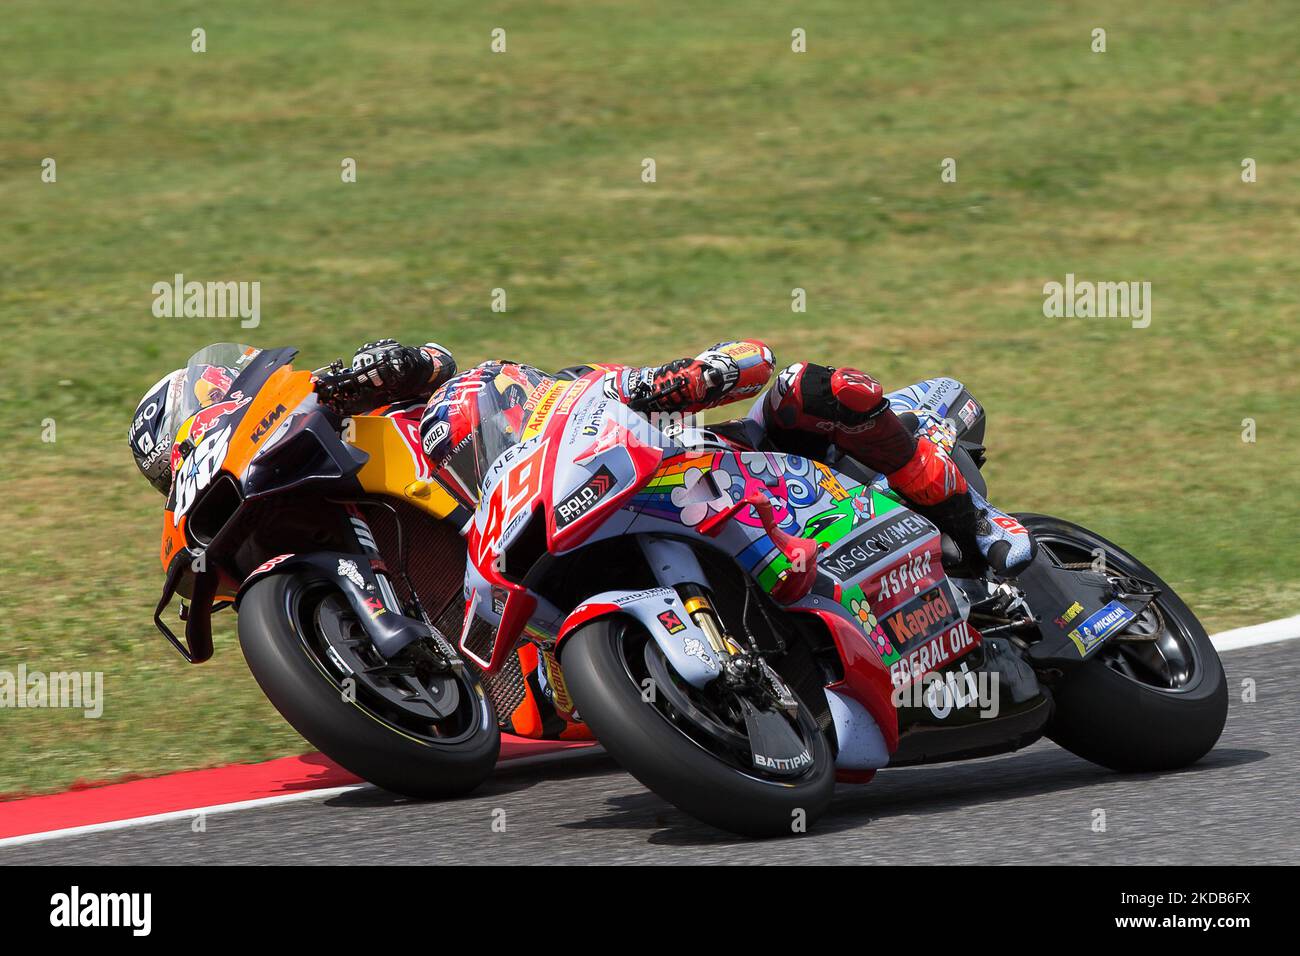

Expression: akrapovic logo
xmin=555 ymin=465 xmax=616 ymax=529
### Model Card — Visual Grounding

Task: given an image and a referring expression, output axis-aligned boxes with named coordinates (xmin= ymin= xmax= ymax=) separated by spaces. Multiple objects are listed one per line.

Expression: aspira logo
xmin=50 ymin=886 xmax=151 ymax=936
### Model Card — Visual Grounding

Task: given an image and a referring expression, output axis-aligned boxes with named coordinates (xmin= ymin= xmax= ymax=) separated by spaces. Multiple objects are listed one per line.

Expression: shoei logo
xmin=50 ymin=886 xmax=151 ymax=936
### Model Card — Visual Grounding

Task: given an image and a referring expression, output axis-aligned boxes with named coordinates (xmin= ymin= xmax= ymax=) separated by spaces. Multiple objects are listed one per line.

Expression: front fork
xmin=639 ymin=536 xmax=733 ymax=656
xmin=346 ymin=505 xmax=464 ymax=670
xmin=638 ymin=536 xmax=797 ymax=710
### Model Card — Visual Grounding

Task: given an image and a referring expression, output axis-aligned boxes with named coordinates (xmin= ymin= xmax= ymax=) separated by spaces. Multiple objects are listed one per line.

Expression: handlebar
xmin=311 ymin=361 xmax=363 ymax=408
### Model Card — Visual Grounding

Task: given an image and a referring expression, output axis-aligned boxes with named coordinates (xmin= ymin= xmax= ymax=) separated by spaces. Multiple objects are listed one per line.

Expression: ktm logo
xmin=250 ymin=404 xmax=287 ymax=442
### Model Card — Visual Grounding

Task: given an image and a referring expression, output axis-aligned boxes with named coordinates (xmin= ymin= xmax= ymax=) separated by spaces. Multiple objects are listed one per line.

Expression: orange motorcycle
xmin=154 ymin=343 xmax=504 ymax=796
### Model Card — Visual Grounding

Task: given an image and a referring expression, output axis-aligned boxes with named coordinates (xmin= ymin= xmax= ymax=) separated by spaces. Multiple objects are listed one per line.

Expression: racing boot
xmin=899 ymin=482 xmax=1038 ymax=575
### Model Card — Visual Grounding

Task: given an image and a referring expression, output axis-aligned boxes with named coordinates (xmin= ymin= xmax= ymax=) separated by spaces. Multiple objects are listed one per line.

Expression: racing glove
xmin=320 ymin=340 xmax=456 ymax=414
xmin=627 ymin=357 xmax=727 ymax=413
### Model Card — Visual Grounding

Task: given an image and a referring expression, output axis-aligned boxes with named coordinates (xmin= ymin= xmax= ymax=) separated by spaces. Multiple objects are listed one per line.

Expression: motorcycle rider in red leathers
xmin=323 ymin=338 xmax=1036 ymax=575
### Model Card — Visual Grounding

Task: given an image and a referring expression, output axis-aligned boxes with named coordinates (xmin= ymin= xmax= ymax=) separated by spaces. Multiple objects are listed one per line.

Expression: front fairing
xmin=468 ymin=376 xmax=668 ymax=567
xmin=155 ymin=347 xmax=364 ymax=660
xmin=463 ymin=372 xmax=980 ymax=691
xmin=463 ymin=375 xmax=667 ymax=670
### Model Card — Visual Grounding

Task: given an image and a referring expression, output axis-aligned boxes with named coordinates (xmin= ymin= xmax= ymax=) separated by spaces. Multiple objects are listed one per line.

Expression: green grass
xmin=1 ymin=1 xmax=1296 ymax=795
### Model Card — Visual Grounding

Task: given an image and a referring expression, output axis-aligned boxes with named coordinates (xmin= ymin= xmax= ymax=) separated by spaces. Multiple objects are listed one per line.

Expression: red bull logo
xmin=170 ymin=395 xmax=250 ymax=471
xmin=194 ymin=364 xmax=235 ymax=406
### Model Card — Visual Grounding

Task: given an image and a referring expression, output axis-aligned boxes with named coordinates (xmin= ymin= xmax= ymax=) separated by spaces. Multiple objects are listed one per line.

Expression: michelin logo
xmin=1067 ymin=600 xmax=1136 ymax=656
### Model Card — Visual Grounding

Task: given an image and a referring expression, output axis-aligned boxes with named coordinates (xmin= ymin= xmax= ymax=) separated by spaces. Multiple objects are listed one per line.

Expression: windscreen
xmin=438 ymin=366 xmax=552 ymax=502
xmin=176 ymin=343 xmax=261 ymax=427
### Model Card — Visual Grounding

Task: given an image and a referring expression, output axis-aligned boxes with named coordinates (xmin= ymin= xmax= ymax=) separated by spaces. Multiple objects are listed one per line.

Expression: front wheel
xmin=1019 ymin=514 xmax=1228 ymax=772
xmin=238 ymin=572 xmax=500 ymax=798
xmin=561 ymin=618 xmax=834 ymax=837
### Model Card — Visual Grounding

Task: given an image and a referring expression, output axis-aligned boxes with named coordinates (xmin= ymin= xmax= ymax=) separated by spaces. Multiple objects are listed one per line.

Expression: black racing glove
xmin=319 ymin=340 xmax=456 ymax=414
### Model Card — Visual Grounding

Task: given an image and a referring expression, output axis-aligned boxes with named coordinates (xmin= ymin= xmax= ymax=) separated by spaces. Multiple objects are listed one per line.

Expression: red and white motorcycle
xmin=443 ymin=369 xmax=1226 ymax=836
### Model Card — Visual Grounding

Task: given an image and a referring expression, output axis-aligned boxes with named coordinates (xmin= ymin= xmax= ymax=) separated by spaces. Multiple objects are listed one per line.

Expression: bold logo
xmin=250 ymin=403 xmax=287 ymax=443
xmin=554 ymin=465 xmax=617 ymax=529
xmin=657 ymin=609 xmax=686 ymax=634
xmin=883 ymin=586 xmax=955 ymax=645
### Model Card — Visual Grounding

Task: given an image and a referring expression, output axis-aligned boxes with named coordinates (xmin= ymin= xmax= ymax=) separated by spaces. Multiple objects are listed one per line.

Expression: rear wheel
xmin=1019 ymin=514 xmax=1227 ymax=772
xmin=561 ymin=618 xmax=834 ymax=837
xmin=238 ymin=572 xmax=500 ymax=798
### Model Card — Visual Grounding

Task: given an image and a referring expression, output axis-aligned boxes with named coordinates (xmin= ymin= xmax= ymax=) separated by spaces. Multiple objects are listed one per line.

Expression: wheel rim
xmin=610 ymin=620 xmax=822 ymax=785
xmin=1034 ymin=532 xmax=1201 ymax=692
xmin=287 ymin=583 xmax=489 ymax=745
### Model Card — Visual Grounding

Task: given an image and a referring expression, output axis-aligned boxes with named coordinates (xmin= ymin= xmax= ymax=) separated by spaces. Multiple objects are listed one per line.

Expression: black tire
xmin=561 ymin=618 xmax=834 ymax=837
xmin=1019 ymin=514 xmax=1228 ymax=772
xmin=238 ymin=572 xmax=500 ymax=798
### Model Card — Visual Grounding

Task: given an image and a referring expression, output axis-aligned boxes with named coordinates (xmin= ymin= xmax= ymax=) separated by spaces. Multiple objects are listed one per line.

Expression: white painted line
xmin=1210 ymin=614 xmax=1300 ymax=652
xmin=0 ymin=745 xmax=607 ymax=850
xmin=0 ymin=783 xmax=368 ymax=849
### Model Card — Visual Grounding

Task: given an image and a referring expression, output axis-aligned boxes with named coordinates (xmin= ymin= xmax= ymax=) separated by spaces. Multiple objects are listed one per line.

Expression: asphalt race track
xmin=4 ymin=641 xmax=1294 ymax=865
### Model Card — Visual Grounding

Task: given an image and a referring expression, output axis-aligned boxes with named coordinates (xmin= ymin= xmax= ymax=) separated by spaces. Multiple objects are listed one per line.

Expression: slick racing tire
xmin=238 ymin=572 xmax=499 ymax=798
xmin=562 ymin=618 xmax=835 ymax=837
xmin=1020 ymin=514 xmax=1228 ymax=772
